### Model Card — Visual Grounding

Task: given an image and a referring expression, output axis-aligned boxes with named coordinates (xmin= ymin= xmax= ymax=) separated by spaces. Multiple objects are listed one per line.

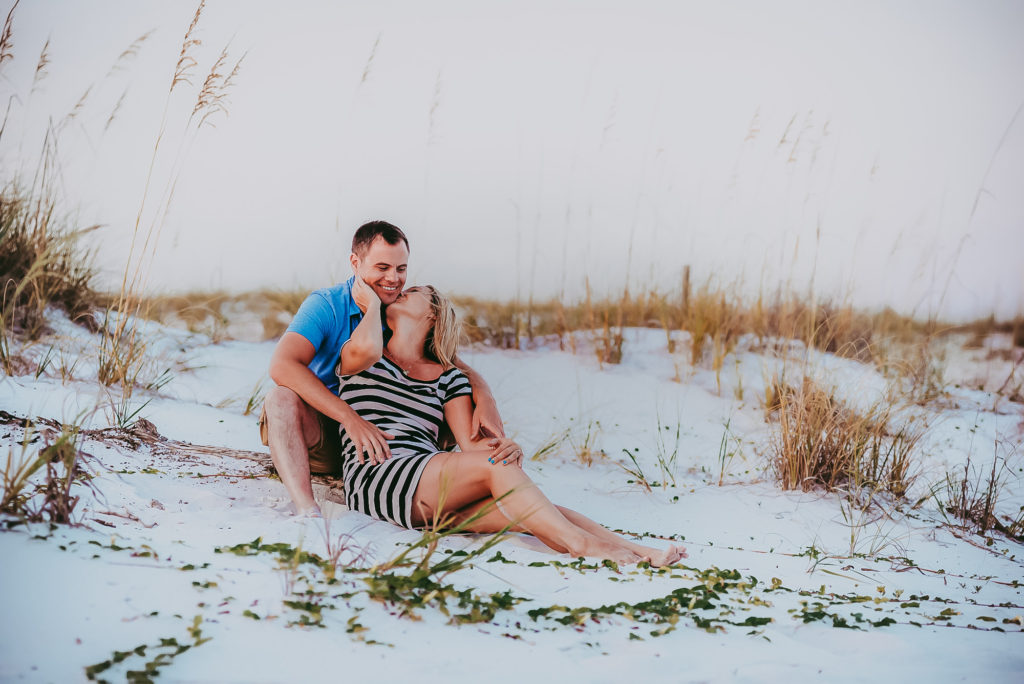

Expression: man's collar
xmin=343 ymin=275 xmax=362 ymax=319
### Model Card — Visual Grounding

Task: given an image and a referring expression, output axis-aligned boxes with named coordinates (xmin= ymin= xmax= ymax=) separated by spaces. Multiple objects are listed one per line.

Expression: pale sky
xmin=2 ymin=0 xmax=1022 ymax=319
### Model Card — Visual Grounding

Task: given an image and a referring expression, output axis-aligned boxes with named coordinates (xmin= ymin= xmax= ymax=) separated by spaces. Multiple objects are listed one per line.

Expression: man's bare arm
xmin=269 ymin=332 xmax=392 ymax=462
xmin=453 ymin=355 xmax=505 ymax=438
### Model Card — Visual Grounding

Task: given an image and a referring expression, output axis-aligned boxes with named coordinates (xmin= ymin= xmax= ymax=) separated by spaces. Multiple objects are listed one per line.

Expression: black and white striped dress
xmin=336 ymin=357 xmax=472 ymax=529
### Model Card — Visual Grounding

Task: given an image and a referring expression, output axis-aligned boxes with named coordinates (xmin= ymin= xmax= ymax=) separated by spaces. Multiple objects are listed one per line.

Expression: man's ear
xmin=349 ymin=252 xmax=359 ymax=273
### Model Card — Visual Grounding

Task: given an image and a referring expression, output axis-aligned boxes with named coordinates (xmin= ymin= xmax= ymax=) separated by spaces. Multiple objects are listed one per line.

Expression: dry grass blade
xmin=380 ymin=479 xmax=514 ymax=581
xmin=108 ymin=29 xmax=154 ymax=76
xmin=938 ymin=440 xmax=1023 ymax=541
xmin=568 ymin=419 xmax=603 ymax=467
xmin=103 ymin=0 xmax=243 ymax=402
xmin=1 ymin=415 xmax=96 ymax=524
xmin=194 ymin=46 xmax=245 ymax=129
xmin=428 ymin=70 xmax=442 ymax=145
xmin=192 ymin=46 xmax=227 ymax=117
xmin=319 ymin=520 xmax=372 ymax=580
xmin=1 ymin=181 xmax=100 ymax=372
xmin=530 ymin=429 xmax=569 ymax=462
xmin=0 ymin=0 xmax=17 ymax=71
xmin=62 ymin=85 xmax=92 ymax=127
xmin=104 ymin=88 xmax=128 ymax=132
xmin=222 ymin=52 xmax=244 ymax=90
xmin=172 ymin=1 xmax=205 ymax=91
xmin=768 ymin=377 xmax=925 ymax=498
xmin=359 ymin=33 xmax=381 ymax=86
xmin=30 ymin=36 xmax=49 ymax=92
xmin=1 ymin=426 xmax=48 ymax=517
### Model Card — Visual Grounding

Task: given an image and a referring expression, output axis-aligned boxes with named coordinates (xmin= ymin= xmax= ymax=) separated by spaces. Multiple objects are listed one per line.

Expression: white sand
xmin=2 ymin=317 xmax=1022 ymax=682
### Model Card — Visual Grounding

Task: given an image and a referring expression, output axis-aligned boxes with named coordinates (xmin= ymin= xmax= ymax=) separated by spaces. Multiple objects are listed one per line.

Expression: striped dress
xmin=336 ymin=357 xmax=472 ymax=529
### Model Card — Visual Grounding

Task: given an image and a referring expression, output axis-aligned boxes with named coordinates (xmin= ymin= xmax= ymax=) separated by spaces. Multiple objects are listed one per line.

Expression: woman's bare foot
xmin=633 ymin=543 xmax=687 ymax=568
xmin=571 ymin=534 xmax=644 ymax=565
xmin=606 ymin=529 xmax=688 ymax=567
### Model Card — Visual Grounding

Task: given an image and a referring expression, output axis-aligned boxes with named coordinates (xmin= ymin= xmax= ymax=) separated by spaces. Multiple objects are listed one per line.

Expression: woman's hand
xmin=485 ymin=438 xmax=524 ymax=467
xmin=351 ymin=276 xmax=381 ymax=314
xmin=342 ymin=414 xmax=394 ymax=466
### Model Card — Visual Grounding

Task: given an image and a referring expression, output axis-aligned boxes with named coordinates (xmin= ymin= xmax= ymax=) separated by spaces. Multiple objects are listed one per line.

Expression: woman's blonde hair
xmin=422 ymin=285 xmax=460 ymax=369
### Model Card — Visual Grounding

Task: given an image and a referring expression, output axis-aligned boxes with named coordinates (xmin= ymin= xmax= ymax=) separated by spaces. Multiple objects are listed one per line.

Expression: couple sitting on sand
xmin=259 ymin=221 xmax=685 ymax=567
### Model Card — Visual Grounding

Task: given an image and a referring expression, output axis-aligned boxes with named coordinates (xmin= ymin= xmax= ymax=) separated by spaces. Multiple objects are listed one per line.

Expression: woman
xmin=335 ymin=285 xmax=685 ymax=567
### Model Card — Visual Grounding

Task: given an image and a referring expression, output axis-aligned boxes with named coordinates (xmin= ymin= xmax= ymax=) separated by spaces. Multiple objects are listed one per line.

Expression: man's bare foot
xmin=297 ymin=504 xmax=323 ymax=519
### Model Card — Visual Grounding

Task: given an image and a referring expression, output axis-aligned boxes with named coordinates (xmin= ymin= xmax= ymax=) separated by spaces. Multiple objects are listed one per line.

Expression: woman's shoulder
xmin=438 ymin=366 xmax=470 ymax=393
xmin=439 ymin=365 xmax=467 ymax=381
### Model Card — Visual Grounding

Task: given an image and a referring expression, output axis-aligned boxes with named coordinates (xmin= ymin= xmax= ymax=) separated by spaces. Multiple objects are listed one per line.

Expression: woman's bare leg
xmin=412 ymin=452 xmax=641 ymax=564
xmin=555 ymin=506 xmax=687 ymax=566
xmin=449 ymin=499 xmax=686 ymax=567
xmin=446 ymin=496 xmax=570 ymax=553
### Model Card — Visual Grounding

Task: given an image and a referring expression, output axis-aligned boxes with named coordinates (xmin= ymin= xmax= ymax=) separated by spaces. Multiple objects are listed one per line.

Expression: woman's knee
xmin=418 ymin=454 xmax=491 ymax=505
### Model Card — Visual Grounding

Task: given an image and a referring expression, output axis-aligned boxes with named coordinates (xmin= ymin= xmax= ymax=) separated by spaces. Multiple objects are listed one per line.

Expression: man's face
xmin=350 ymin=236 xmax=409 ymax=305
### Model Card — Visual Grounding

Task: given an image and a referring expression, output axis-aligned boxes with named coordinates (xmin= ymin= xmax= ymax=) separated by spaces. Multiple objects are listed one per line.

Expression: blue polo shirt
xmin=286 ymin=277 xmax=363 ymax=395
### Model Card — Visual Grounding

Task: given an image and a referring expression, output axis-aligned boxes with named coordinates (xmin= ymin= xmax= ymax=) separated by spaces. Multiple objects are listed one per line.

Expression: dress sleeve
xmin=334 ymin=339 xmax=353 ymax=381
xmin=440 ymin=368 xmax=473 ymax=404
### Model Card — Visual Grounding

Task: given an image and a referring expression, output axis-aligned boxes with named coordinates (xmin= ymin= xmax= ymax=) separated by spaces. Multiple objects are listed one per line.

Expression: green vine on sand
xmin=84 ymin=615 xmax=211 ymax=683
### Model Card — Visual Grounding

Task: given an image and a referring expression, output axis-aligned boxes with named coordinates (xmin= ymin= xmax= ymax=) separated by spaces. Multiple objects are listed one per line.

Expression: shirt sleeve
xmin=286 ymin=292 xmax=333 ymax=351
xmin=334 ymin=339 xmax=355 ymax=381
xmin=440 ymin=368 xmax=473 ymax=404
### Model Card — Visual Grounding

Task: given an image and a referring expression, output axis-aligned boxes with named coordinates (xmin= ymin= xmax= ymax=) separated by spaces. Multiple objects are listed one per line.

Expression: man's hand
xmin=342 ymin=413 xmax=394 ymax=466
xmin=485 ymin=438 xmax=524 ymax=467
xmin=472 ymin=395 xmax=506 ymax=440
xmin=351 ymin=276 xmax=381 ymax=315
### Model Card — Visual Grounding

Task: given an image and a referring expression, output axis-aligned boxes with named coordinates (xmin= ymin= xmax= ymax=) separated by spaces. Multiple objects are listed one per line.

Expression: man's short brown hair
xmin=352 ymin=221 xmax=409 ymax=257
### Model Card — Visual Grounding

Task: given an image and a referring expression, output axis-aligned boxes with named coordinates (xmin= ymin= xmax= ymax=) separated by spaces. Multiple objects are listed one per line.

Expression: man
xmin=260 ymin=221 xmax=504 ymax=516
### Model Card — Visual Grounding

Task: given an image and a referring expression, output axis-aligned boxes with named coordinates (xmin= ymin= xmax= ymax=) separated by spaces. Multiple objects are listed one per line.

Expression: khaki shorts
xmin=258 ymin=404 xmax=344 ymax=475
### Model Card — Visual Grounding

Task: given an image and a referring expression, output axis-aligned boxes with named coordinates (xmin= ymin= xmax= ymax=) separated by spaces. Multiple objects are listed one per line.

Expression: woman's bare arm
xmin=443 ymin=395 xmax=522 ymax=466
xmin=443 ymin=395 xmax=479 ymax=452
xmin=337 ymin=278 xmax=384 ymax=376
xmin=452 ymin=356 xmax=505 ymax=438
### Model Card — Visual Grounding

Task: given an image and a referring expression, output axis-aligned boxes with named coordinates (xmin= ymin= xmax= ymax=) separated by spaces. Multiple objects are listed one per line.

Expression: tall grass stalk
xmin=716 ymin=417 xmax=739 ymax=486
xmin=937 ymin=440 xmax=1023 ymax=541
xmin=617 ymin=448 xmax=652 ymax=492
xmin=377 ymin=479 xmax=513 ymax=582
xmin=1 ymin=181 xmax=99 ymax=374
xmin=653 ymin=409 xmax=680 ymax=488
xmin=1 ymin=415 xmax=94 ymax=524
xmin=767 ymin=376 xmax=925 ymax=498
xmin=100 ymin=1 xmax=243 ymax=403
xmin=836 ymin=486 xmax=910 ymax=558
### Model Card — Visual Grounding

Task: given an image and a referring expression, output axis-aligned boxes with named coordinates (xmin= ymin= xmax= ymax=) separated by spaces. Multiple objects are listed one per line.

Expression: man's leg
xmin=307 ymin=413 xmax=344 ymax=475
xmin=263 ymin=385 xmax=323 ymax=514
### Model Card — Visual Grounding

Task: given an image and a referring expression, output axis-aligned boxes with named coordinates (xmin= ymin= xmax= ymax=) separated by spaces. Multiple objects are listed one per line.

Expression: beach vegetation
xmin=84 ymin=615 xmax=211 ymax=682
xmin=935 ymin=439 xmax=1024 ymax=542
xmin=0 ymin=414 xmax=95 ymax=525
xmin=765 ymin=376 xmax=926 ymax=499
xmin=0 ymin=181 xmax=100 ymax=375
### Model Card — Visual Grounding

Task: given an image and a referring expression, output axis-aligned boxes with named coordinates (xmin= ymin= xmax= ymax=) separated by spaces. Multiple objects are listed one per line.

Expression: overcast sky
xmin=2 ymin=0 xmax=1022 ymax=319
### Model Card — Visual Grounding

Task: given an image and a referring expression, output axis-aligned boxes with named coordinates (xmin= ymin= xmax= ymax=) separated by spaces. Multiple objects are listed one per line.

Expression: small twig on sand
xmin=95 ymin=508 xmax=157 ymax=528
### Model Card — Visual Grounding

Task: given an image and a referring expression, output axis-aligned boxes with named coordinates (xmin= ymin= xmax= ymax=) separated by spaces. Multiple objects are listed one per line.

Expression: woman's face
xmin=385 ymin=286 xmax=434 ymax=327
